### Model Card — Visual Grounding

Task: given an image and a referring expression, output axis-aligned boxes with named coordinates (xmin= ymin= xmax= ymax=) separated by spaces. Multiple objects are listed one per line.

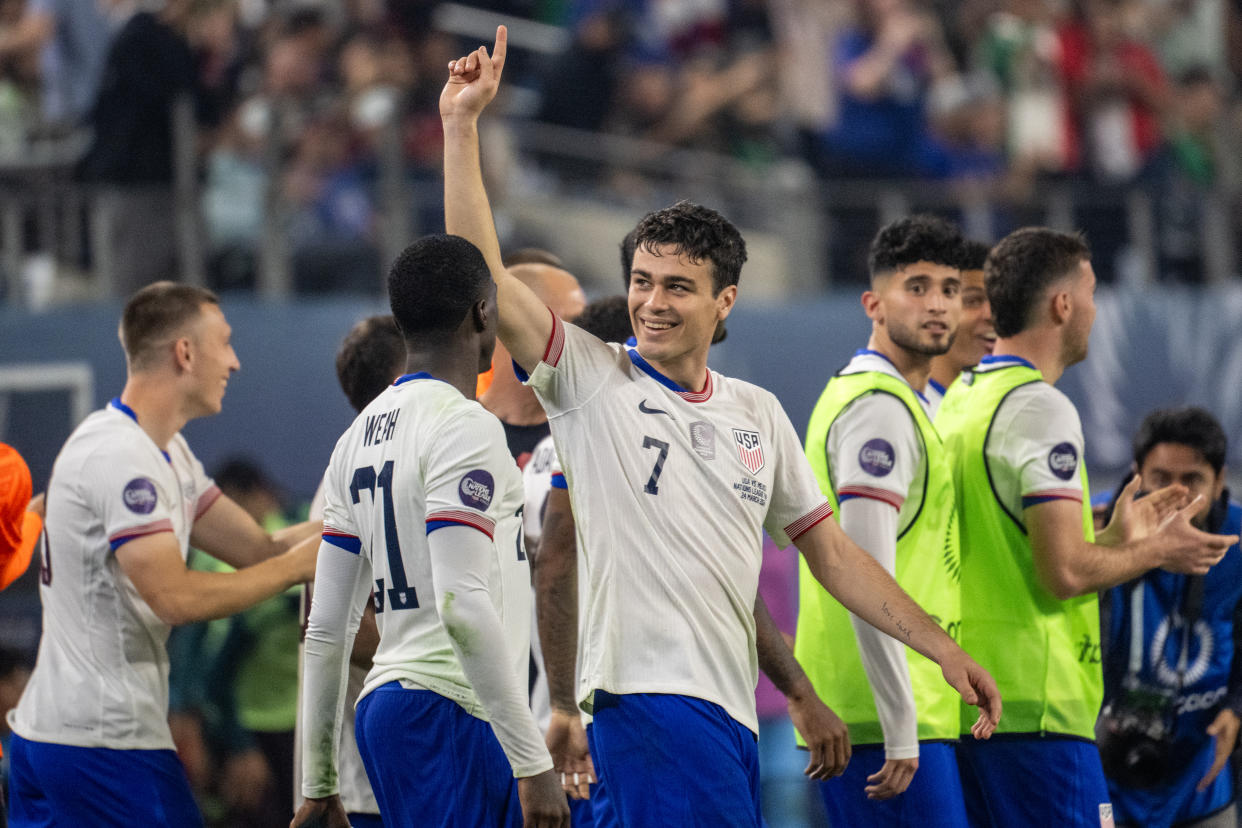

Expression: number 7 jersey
xmin=522 ymin=315 xmax=832 ymax=734
xmin=319 ymin=372 xmax=529 ymax=716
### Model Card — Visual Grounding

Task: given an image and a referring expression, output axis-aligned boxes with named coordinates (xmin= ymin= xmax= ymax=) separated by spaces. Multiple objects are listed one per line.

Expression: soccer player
xmin=936 ymin=228 xmax=1237 ymax=827
xmin=6 ymin=281 xmax=321 ymax=827
xmin=294 ymin=235 xmax=566 ymax=828
xmin=925 ymin=238 xmax=993 ymax=416
xmin=442 ymin=29 xmax=1000 ymax=826
xmin=797 ymin=214 xmax=970 ymax=824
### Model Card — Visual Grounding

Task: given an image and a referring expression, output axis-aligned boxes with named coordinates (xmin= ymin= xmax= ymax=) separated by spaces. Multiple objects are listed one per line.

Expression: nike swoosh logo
xmin=638 ymin=399 xmax=669 ymax=416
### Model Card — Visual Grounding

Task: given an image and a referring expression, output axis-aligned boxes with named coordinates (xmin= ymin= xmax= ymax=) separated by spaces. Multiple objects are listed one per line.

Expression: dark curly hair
xmin=958 ymin=239 xmax=991 ymax=271
xmin=575 ymin=296 xmax=633 ymax=344
xmin=985 ymin=228 xmax=1091 ymax=338
xmin=630 ymin=201 xmax=748 ymax=295
xmin=868 ymin=214 xmax=964 ymax=282
xmin=335 ymin=315 xmax=405 ymax=413
xmin=387 ymin=234 xmax=491 ymax=337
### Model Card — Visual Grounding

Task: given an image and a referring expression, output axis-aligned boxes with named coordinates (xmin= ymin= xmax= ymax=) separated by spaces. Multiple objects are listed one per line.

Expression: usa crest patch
xmin=732 ymin=428 xmax=764 ymax=474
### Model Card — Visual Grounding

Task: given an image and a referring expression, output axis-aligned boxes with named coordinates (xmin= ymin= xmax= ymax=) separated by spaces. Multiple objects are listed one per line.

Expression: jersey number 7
xmin=351 ymin=461 xmax=419 ymax=613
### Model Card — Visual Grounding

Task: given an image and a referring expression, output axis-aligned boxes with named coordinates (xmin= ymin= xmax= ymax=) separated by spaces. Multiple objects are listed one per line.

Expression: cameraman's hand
xmin=1197 ymin=708 xmax=1241 ymax=791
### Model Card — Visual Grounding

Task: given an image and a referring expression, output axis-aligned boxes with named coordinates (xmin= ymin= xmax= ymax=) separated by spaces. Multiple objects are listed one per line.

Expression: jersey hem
xmin=579 ymin=681 xmax=759 ymax=735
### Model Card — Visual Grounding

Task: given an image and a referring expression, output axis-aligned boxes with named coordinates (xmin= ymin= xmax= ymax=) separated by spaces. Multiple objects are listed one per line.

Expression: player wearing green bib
xmin=798 ymin=216 xmax=975 ymax=825
xmin=936 ymin=228 xmax=1235 ymax=828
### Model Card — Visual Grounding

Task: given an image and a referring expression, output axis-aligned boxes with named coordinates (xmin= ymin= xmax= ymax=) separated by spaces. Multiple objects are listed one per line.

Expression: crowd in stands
xmin=0 ymin=0 xmax=1236 ymax=289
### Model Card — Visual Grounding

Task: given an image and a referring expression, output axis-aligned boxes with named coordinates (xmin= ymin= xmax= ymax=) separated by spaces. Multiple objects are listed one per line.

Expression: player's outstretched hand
xmin=1158 ymin=493 xmax=1236 ymax=575
xmin=546 ymin=708 xmax=595 ymax=800
xmin=440 ymin=25 xmax=508 ymax=122
xmin=290 ymin=795 xmax=351 ymax=828
xmin=865 ymin=757 xmax=917 ymax=800
xmin=1099 ymin=475 xmax=1188 ymax=545
xmin=940 ymin=649 xmax=1001 ymax=740
xmin=787 ymin=690 xmax=851 ymax=780
xmin=518 ymin=769 xmax=571 ymax=827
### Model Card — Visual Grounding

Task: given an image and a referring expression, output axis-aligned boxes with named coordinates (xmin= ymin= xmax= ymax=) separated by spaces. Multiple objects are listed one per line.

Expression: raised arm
xmin=440 ymin=25 xmax=552 ymax=373
xmin=794 ymin=516 xmax=1001 ymax=739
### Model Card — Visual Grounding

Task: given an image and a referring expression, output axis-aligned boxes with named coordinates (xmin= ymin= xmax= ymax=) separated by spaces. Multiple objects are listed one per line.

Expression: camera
xmin=1096 ymin=680 xmax=1178 ymax=789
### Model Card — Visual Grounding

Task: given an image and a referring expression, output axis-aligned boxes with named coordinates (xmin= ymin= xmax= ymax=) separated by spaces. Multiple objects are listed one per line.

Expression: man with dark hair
xmin=936 ymin=228 xmax=1235 ymax=827
xmin=334 ymin=316 xmax=405 ymax=415
xmin=798 ymin=215 xmax=971 ymax=823
xmin=442 ymin=29 xmax=1000 ymax=827
xmin=926 ymin=239 xmax=994 ymax=415
xmin=619 ymin=225 xmax=727 ymax=344
xmin=7 ymin=281 xmax=320 ymax=827
xmin=295 ymin=234 xmax=566 ymax=828
xmin=1099 ymin=407 xmax=1242 ymax=828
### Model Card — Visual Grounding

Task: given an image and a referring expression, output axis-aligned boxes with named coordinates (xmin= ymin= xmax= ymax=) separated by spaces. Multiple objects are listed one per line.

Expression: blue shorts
xmin=354 ymin=682 xmax=521 ymax=827
xmin=1108 ymin=736 xmax=1233 ymax=827
xmin=348 ymin=814 xmax=384 ymax=828
xmin=569 ymin=794 xmax=595 ymax=827
xmin=586 ymin=691 xmax=761 ymax=828
xmin=956 ymin=736 xmax=1111 ymax=828
xmin=6 ymin=732 xmax=203 ymax=828
xmin=817 ymin=741 xmax=967 ymax=828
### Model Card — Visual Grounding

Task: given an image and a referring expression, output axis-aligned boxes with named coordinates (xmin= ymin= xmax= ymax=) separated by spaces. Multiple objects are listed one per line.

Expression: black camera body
xmin=1096 ymin=681 xmax=1179 ymax=789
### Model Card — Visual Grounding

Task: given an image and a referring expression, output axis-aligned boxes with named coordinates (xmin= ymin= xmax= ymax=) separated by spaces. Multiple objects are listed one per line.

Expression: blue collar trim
xmin=979 ymin=354 xmax=1036 ymax=371
xmin=393 ymin=372 xmax=439 ymax=386
xmin=110 ymin=397 xmax=170 ymax=463
xmin=927 ymin=378 xmax=947 ymax=396
xmin=626 ymin=346 xmax=690 ymax=394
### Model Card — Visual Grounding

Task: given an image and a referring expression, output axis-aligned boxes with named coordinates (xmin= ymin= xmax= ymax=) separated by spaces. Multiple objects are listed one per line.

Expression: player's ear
xmin=471 ymin=296 xmax=490 ymax=334
xmin=715 ymin=284 xmax=737 ymax=319
xmin=173 ymin=336 xmax=193 ymax=372
xmin=1049 ymin=288 xmax=1072 ymax=325
xmin=861 ymin=289 xmax=881 ymax=322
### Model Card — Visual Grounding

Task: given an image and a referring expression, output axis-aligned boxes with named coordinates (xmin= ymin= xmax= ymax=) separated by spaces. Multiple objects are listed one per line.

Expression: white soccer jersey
xmin=9 ymin=399 xmax=219 ymax=750
xmin=829 ymin=351 xmax=927 ymax=529
xmin=523 ymin=314 xmax=832 ymax=734
xmin=979 ymin=355 xmax=1087 ymax=516
xmin=521 ymin=433 xmax=567 ymax=733
xmin=319 ymin=373 xmax=530 ymax=716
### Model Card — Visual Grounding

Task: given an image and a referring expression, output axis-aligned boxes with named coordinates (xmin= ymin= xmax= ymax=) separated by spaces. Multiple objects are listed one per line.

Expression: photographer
xmin=1099 ymin=407 xmax=1242 ymax=828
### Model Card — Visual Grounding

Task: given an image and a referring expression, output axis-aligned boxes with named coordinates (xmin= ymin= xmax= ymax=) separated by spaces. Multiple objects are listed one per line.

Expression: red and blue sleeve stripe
xmin=1022 ymin=489 xmax=1083 ymax=508
xmin=108 ymin=519 xmax=175 ymax=551
xmin=550 ymin=472 xmax=567 ymax=490
xmin=838 ymin=485 xmax=904 ymax=510
xmin=426 ymin=509 xmax=496 ymax=540
xmin=322 ymin=530 xmax=362 ymax=554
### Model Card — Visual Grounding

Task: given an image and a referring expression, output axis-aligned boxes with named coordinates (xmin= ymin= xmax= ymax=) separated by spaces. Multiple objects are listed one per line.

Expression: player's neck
xmin=865 ymin=334 xmax=932 ymax=392
xmin=990 ymin=334 xmax=1065 ymax=385
xmin=927 ymin=354 xmax=966 ymax=390
xmin=401 ymin=348 xmax=480 ymax=401
xmin=118 ymin=378 xmax=188 ymax=450
xmin=644 ymin=350 xmax=709 ymax=394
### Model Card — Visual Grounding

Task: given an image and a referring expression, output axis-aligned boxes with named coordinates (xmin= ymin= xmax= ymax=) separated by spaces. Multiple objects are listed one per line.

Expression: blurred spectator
xmin=1140 ymin=0 xmax=1227 ymax=79
xmin=811 ymin=0 xmax=956 ymax=179
xmin=974 ymin=0 xmax=1075 ymax=174
xmin=80 ymin=0 xmax=240 ymax=295
xmin=0 ymin=0 xmax=112 ymax=130
xmin=202 ymin=98 xmax=268 ymax=290
xmin=1057 ymin=0 xmax=1169 ymax=182
xmin=1153 ymin=66 xmax=1226 ymax=282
